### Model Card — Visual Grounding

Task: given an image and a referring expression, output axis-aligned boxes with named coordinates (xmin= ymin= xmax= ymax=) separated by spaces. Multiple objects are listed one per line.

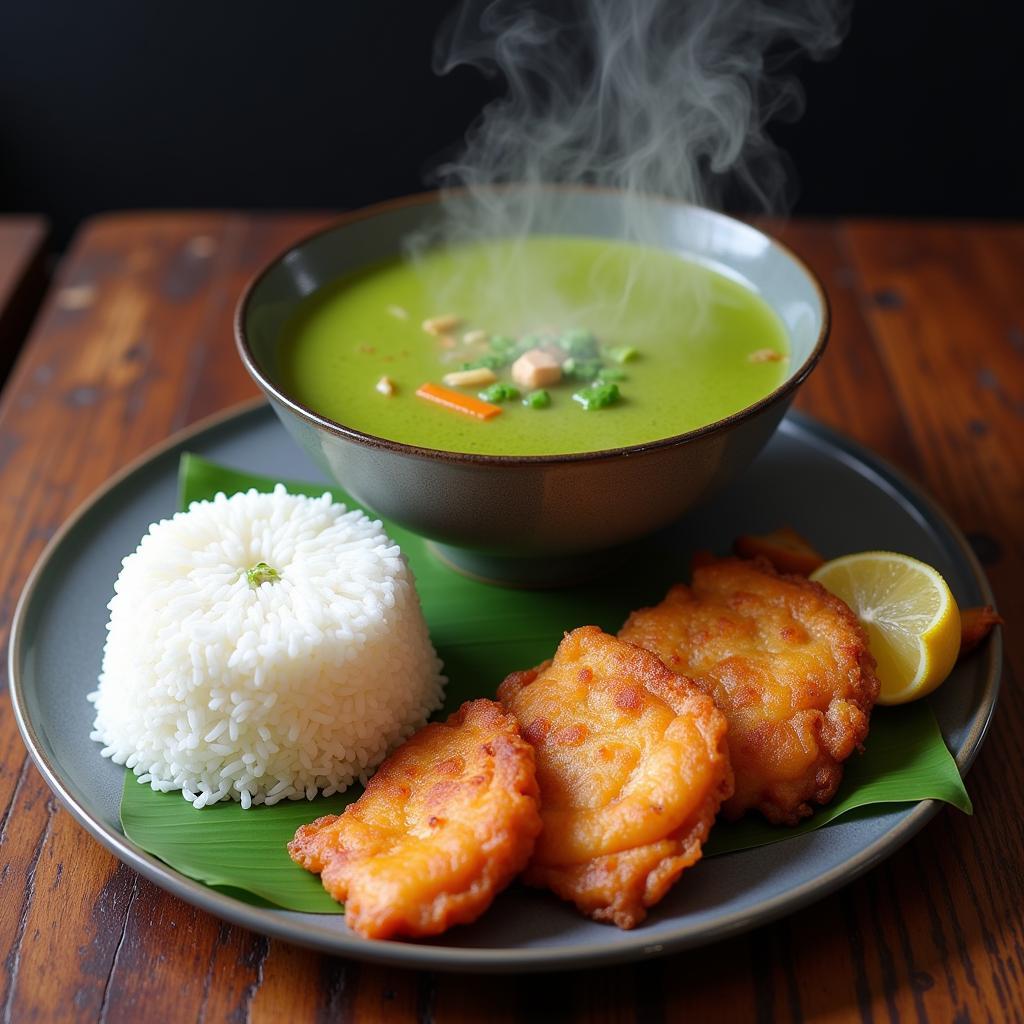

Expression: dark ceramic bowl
xmin=236 ymin=190 xmax=828 ymax=586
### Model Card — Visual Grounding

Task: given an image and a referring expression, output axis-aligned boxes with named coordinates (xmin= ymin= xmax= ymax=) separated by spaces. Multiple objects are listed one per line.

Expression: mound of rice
xmin=88 ymin=485 xmax=445 ymax=808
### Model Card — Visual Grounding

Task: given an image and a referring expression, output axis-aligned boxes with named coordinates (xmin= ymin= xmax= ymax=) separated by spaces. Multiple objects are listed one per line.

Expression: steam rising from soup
xmin=407 ymin=0 xmax=849 ymax=322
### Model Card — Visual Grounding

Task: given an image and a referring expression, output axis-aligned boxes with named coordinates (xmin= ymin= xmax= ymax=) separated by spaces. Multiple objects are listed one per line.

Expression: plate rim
xmin=7 ymin=401 xmax=1002 ymax=973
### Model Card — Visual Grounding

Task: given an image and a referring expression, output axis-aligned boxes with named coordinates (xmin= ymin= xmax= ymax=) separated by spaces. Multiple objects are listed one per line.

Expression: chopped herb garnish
xmin=478 ymin=382 xmax=521 ymax=403
xmin=596 ymin=367 xmax=627 ymax=383
xmin=461 ymin=355 xmax=505 ymax=372
xmin=245 ymin=562 xmax=281 ymax=588
xmin=489 ymin=335 xmax=517 ymax=354
xmin=573 ymin=382 xmax=620 ymax=410
xmin=561 ymin=328 xmax=599 ymax=357
xmin=515 ymin=333 xmax=544 ymax=356
xmin=562 ymin=357 xmax=603 ymax=381
xmin=607 ymin=345 xmax=639 ymax=364
xmin=523 ymin=389 xmax=551 ymax=409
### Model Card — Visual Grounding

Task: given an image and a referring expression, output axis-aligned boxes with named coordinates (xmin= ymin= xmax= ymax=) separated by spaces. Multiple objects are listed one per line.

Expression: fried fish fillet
xmin=497 ymin=626 xmax=732 ymax=929
xmin=620 ymin=557 xmax=880 ymax=825
xmin=288 ymin=698 xmax=541 ymax=940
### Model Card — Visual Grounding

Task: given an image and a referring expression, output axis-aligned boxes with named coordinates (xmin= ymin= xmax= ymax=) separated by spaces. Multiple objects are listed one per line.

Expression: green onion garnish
xmin=562 ymin=357 xmax=603 ymax=381
xmin=245 ymin=562 xmax=281 ymax=588
xmin=523 ymin=389 xmax=551 ymax=409
xmin=461 ymin=355 xmax=505 ymax=372
xmin=560 ymin=328 xmax=599 ymax=357
xmin=607 ymin=345 xmax=639 ymax=364
xmin=489 ymin=335 xmax=516 ymax=354
xmin=572 ymin=382 xmax=620 ymax=411
xmin=478 ymin=382 xmax=521 ymax=403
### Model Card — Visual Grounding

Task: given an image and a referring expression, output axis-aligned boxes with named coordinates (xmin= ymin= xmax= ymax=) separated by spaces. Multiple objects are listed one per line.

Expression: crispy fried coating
xmin=288 ymin=699 xmax=541 ymax=940
xmin=733 ymin=526 xmax=826 ymax=575
xmin=620 ymin=557 xmax=880 ymax=825
xmin=959 ymin=605 xmax=1004 ymax=657
xmin=497 ymin=627 xmax=732 ymax=929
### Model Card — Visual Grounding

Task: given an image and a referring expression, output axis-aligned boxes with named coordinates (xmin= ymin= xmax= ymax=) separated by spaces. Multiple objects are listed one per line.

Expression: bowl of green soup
xmin=236 ymin=189 xmax=828 ymax=586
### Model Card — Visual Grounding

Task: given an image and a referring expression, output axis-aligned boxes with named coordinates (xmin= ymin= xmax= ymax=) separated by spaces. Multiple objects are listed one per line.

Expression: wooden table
xmin=0 ymin=216 xmax=48 ymax=375
xmin=0 ymin=214 xmax=1019 ymax=1023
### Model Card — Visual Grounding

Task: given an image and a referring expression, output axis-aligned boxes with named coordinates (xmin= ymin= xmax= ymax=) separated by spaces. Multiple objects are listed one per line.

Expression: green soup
xmin=279 ymin=236 xmax=789 ymax=456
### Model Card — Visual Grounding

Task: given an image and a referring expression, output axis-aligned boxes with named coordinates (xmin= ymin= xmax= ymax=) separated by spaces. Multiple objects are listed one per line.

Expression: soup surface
xmin=279 ymin=236 xmax=789 ymax=456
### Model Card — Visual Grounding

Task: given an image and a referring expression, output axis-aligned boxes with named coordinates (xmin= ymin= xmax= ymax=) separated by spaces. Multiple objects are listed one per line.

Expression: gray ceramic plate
xmin=9 ymin=401 xmax=1000 ymax=973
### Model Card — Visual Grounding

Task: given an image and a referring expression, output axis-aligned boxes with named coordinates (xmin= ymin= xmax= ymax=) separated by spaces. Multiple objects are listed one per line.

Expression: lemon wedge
xmin=810 ymin=551 xmax=961 ymax=705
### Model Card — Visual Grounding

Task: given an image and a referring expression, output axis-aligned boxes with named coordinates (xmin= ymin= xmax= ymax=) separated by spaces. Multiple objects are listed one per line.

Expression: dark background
xmin=1 ymin=0 xmax=1022 ymax=248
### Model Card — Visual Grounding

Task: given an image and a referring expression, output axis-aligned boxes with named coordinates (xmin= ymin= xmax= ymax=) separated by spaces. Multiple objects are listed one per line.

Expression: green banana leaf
xmin=119 ymin=454 xmax=971 ymax=914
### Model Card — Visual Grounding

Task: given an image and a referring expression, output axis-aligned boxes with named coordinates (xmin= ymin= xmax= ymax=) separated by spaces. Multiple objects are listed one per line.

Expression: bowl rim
xmin=234 ymin=187 xmax=831 ymax=466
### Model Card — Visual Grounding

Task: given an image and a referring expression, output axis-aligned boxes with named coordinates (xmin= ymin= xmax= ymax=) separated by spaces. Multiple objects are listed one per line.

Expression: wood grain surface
xmin=0 ymin=216 xmax=49 ymax=376
xmin=0 ymin=213 xmax=1018 ymax=1024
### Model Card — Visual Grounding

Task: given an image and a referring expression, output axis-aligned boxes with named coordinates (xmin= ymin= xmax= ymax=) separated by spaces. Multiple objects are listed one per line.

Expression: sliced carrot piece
xmin=734 ymin=527 xmax=825 ymax=575
xmin=415 ymin=382 xmax=502 ymax=420
xmin=958 ymin=605 xmax=1004 ymax=658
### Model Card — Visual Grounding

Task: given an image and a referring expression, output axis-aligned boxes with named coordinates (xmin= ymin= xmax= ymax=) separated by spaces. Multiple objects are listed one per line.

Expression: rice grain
xmin=88 ymin=486 xmax=445 ymax=808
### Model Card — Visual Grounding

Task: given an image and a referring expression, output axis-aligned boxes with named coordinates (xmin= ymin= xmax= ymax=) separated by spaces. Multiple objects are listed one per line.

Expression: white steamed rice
xmin=88 ymin=485 xmax=445 ymax=808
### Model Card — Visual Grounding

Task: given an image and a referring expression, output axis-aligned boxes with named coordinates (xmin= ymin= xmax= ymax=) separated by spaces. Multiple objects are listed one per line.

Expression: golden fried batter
xmin=288 ymin=699 xmax=541 ymax=940
xmin=959 ymin=605 xmax=1003 ymax=658
xmin=733 ymin=526 xmax=825 ymax=575
xmin=498 ymin=626 xmax=732 ymax=929
xmin=620 ymin=557 xmax=880 ymax=825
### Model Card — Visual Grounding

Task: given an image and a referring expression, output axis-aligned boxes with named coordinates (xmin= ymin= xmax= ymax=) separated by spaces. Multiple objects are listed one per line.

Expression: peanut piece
xmin=422 ymin=314 xmax=462 ymax=336
xmin=441 ymin=367 xmax=498 ymax=387
xmin=748 ymin=348 xmax=784 ymax=363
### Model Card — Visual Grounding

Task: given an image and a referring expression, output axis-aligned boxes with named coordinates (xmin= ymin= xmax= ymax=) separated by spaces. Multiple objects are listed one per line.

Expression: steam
xmin=430 ymin=0 xmax=848 ymax=236
xmin=411 ymin=0 xmax=850 ymax=328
